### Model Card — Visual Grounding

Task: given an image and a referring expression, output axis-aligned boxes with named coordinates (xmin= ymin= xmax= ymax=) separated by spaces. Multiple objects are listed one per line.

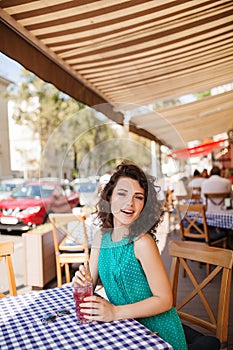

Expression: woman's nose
xmin=126 ymin=195 xmax=134 ymax=206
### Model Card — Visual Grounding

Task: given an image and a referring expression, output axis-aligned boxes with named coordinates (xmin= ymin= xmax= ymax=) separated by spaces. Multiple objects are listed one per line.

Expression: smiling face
xmin=110 ymin=177 xmax=145 ymax=229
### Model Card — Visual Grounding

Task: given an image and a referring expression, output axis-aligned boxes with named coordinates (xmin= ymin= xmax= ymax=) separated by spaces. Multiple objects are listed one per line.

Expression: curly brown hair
xmin=97 ymin=162 xmax=164 ymax=242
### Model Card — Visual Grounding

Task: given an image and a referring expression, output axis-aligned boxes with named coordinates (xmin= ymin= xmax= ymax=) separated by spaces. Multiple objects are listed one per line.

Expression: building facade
xmin=0 ymin=76 xmax=11 ymax=178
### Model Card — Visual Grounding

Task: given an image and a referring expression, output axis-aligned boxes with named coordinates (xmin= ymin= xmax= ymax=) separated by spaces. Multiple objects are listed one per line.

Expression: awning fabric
xmin=169 ymin=139 xmax=228 ymax=160
xmin=1 ymin=1 xmax=233 ymax=148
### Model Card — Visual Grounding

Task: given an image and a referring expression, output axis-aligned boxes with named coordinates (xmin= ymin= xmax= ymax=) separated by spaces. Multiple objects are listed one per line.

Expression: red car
xmin=0 ymin=181 xmax=80 ymax=232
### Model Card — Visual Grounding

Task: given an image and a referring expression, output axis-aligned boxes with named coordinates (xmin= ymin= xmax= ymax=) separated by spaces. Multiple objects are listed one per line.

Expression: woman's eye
xmin=117 ymin=192 xmax=126 ymax=196
xmin=135 ymin=195 xmax=144 ymax=201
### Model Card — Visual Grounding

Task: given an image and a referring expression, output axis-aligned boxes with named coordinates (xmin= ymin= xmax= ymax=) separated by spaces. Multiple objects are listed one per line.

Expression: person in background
xmin=220 ymin=166 xmax=227 ymax=178
xmin=73 ymin=163 xmax=221 ymax=350
xmin=188 ymin=169 xmax=205 ymax=192
xmin=201 ymin=166 xmax=232 ymax=209
xmin=201 ymin=168 xmax=209 ymax=178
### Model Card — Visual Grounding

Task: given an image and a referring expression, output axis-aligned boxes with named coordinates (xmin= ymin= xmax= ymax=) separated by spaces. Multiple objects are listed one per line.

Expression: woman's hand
xmin=72 ymin=264 xmax=87 ymax=287
xmin=80 ymin=295 xmax=116 ymax=323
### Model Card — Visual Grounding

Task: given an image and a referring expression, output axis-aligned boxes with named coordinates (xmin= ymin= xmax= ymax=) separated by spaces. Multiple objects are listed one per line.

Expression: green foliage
xmin=7 ymin=69 xmax=85 ymax=149
xmin=7 ymin=69 xmax=154 ymax=178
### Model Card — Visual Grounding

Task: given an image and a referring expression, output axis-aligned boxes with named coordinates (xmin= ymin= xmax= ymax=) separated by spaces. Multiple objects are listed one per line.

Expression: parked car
xmin=0 ymin=178 xmax=25 ymax=200
xmin=0 ymin=181 xmax=80 ymax=232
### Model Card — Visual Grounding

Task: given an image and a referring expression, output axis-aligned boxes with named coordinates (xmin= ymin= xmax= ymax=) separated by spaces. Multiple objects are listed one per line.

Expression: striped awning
xmin=1 ymin=0 xmax=233 ymax=149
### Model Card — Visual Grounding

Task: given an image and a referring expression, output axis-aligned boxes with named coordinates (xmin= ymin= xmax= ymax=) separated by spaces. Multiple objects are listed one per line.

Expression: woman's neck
xmin=111 ymin=226 xmax=129 ymax=242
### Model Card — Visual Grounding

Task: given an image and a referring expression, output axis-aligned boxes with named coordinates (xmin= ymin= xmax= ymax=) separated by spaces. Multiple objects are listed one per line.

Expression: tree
xmin=7 ymin=69 xmax=85 ymax=151
xmin=6 ymin=69 xmax=120 ymax=177
xmin=6 ymin=69 xmax=155 ymax=179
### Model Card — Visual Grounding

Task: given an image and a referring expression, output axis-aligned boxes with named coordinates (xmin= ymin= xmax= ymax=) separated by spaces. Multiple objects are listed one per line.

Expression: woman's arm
xmin=72 ymin=230 xmax=101 ymax=289
xmin=89 ymin=247 xmax=100 ymax=289
xmin=81 ymin=234 xmax=173 ymax=322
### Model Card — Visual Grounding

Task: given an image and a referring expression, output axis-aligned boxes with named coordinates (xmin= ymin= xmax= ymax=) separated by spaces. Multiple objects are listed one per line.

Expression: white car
xmin=0 ymin=178 xmax=25 ymax=200
xmin=71 ymin=178 xmax=99 ymax=207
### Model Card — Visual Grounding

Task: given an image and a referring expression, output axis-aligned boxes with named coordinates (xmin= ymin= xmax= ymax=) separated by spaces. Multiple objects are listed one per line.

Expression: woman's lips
xmin=121 ymin=209 xmax=134 ymax=215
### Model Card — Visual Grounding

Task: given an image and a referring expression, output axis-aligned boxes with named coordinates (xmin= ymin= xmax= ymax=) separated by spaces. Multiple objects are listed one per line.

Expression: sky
xmin=0 ymin=52 xmax=22 ymax=83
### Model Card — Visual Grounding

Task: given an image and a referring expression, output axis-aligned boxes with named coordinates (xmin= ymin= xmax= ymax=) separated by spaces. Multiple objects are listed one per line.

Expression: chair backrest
xmin=192 ymin=186 xmax=201 ymax=194
xmin=49 ymin=212 xmax=89 ymax=257
xmin=0 ymin=241 xmax=17 ymax=297
xmin=188 ymin=187 xmax=202 ymax=202
xmin=204 ymin=192 xmax=230 ymax=208
xmin=168 ymin=240 xmax=233 ymax=350
xmin=177 ymin=203 xmax=209 ymax=243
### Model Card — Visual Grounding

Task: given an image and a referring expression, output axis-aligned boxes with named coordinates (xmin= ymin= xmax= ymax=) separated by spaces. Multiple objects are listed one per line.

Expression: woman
xmin=73 ymin=162 xmax=187 ymax=350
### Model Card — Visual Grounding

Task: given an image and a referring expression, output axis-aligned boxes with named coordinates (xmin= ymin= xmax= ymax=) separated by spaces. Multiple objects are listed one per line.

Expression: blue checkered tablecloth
xmin=205 ymin=210 xmax=233 ymax=230
xmin=187 ymin=209 xmax=233 ymax=230
xmin=0 ymin=285 xmax=173 ymax=350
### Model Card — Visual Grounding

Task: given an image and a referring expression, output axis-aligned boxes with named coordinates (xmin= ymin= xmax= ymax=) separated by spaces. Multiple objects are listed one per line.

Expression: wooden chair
xmin=49 ymin=213 xmax=90 ymax=287
xmin=177 ymin=203 xmax=227 ymax=275
xmin=163 ymin=189 xmax=178 ymax=231
xmin=0 ymin=241 xmax=17 ymax=297
xmin=192 ymin=186 xmax=202 ymax=194
xmin=204 ymin=192 xmax=231 ymax=209
xmin=177 ymin=203 xmax=227 ymax=248
xmin=169 ymin=240 xmax=233 ymax=350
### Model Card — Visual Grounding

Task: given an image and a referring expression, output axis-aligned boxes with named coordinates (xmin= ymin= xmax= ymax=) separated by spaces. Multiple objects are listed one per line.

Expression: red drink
xmin=73 ymin=283 xmax=93 ymax=324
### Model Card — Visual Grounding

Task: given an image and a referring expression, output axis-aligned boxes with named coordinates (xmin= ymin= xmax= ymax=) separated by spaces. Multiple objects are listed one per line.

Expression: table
xmin=0 ymin=285 xmax=173 ymax=350
xmin=185 ymin=208 xmax=233 ymax=230
xmin=205 ymin=209 xmax=233 ymax=230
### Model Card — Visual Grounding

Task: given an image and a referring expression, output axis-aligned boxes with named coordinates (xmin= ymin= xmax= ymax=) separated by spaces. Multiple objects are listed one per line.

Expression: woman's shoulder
xmin=134 ymin=232 xmax=159 ymax=259
xmin=134 ymin=232 xmax=157 ymax=248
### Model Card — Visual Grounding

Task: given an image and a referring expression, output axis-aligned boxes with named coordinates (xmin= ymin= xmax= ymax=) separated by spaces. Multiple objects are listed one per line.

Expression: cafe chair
xmin=192 ymin=186 xmax=201 ymax=194
xmin=204 ymin=192 xmax=230 ymax=209
xmin=0 ymin=241 xmax=17 ymax=297
xmin=177 ymin=203 xmax=227 ymax=247
xmin=177 ymin=203 xmax=227 ymax=275
xmin=163 ymin=189 xmax=178 ymax=231
xmin=169 ymin=240 xmax=233 ymax=350
xmin=49 ymin=213 xmax=90 ymax=287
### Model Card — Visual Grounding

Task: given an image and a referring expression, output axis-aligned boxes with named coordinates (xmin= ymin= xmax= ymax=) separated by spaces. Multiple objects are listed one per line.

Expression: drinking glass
xmin=72 ymin=282 xmax=93 ymax=324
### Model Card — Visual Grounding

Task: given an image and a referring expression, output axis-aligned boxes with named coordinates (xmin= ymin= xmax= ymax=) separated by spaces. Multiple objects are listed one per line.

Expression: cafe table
xmin=186 ymin=208 xmax=233 ymax=230
xmin=0 ymin=285 xmax=173 ymax=350
xmin=204 ymin=208 xmax=233 ymax=230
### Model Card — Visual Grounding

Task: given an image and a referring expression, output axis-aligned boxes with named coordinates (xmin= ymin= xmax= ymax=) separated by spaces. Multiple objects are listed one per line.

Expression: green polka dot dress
xmin=98 ymin=232 xmax=188 ymax=350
